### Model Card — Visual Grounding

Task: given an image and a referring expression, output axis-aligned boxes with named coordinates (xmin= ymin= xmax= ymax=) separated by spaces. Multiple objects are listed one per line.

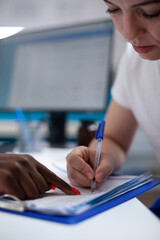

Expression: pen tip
xmin=91 ymin=187 xmax=94 ymax=193
xmin=91 ymin=179 xmax=96 ymax=193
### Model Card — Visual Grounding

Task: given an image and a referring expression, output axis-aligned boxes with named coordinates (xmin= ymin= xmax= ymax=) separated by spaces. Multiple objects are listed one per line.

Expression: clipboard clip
xmin=0 ymin=194 xmax=26 ymax=212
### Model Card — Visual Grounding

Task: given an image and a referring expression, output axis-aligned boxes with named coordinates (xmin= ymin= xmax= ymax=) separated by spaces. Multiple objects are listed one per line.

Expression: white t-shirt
xmin=111 ymin=43 xmax=160 ymax=161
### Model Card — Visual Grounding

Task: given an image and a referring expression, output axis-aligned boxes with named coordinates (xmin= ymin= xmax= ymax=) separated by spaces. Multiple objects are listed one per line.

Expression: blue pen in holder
xmin=15 ymin=108 xmax=33 ymax=152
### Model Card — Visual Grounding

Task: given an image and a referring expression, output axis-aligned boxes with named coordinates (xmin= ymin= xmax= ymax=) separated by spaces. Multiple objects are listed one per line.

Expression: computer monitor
xmin=0 ymin=19 xmax=114 ymax=145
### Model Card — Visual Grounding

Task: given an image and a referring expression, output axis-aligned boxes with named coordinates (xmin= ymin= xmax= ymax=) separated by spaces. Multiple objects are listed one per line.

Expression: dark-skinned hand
xmin=0 ymin=153 xmax=76 ymax=200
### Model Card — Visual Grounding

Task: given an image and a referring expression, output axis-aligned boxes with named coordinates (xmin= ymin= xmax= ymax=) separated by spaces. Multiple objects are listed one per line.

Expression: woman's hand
xmin=66 ymin=146 xmax=114 ymax=187
xmin=0 ymin=153 xmax=75 ymax=199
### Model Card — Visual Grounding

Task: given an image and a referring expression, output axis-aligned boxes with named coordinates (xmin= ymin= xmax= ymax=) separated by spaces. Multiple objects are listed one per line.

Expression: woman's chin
xmin=139 ymin=52 xmax=160 ymax=61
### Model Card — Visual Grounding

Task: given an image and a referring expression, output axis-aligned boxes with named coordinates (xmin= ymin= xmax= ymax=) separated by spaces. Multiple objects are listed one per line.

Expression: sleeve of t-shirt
xmin=111 ymin=47 xmax=131 ymax=110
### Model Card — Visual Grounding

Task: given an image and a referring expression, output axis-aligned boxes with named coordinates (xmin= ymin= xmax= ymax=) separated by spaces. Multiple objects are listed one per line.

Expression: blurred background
xmin=0 ymin=0 xmax=159 ymax=206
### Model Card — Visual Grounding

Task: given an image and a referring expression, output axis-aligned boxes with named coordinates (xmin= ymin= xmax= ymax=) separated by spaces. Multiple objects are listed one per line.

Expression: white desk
xmin=1 ymin=148 xmax=160 ymax=240
xmin=0 ymin=198 xmax=160 ymax=240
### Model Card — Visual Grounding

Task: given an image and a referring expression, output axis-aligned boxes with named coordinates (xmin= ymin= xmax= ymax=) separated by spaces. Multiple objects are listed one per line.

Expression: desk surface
xmin=0 ymin=198 xmax=160 ymax=240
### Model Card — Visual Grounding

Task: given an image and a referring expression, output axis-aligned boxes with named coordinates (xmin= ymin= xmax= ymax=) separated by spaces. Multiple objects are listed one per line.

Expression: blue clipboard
xmin=1 ymin=177 xmax=160 ymax=224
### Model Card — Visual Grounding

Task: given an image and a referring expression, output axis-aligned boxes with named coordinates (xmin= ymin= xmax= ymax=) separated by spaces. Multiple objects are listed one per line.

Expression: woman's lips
xmin=132 ymin=45 xmax=154 ymax=54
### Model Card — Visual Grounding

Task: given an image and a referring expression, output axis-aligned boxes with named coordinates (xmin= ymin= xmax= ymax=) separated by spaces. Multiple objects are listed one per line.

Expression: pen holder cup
xmin=16 ymin=121 xmax=43 ymax=153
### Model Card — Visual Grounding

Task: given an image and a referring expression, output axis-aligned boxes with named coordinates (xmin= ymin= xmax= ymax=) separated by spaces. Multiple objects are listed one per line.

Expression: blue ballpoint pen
xmin=91 ymin=120 xmax=105 ymax=193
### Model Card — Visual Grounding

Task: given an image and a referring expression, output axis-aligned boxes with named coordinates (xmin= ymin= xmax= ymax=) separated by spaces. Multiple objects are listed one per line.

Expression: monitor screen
xmin=0 ymin=20 xmax=113 ymax=112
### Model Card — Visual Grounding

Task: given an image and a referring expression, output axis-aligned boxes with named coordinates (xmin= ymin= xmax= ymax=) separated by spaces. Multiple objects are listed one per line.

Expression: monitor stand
xmin=48 ymin=112 xmax=66 ymax=147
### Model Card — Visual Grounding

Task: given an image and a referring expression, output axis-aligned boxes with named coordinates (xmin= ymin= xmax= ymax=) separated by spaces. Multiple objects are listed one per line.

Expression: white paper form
xmin=22 ymin=148 xmax=152 ymax=216
xmin=24 ymin=175 xmax=136 ymax=215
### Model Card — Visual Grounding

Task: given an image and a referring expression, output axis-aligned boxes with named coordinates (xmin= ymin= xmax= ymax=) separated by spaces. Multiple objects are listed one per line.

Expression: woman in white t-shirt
xmin=67 ymin=0 xmax=160 ymax=193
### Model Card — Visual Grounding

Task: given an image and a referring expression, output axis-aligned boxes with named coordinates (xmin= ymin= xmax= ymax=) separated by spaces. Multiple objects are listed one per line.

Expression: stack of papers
xmin=0 ymin=172 xmax=153 ymax=216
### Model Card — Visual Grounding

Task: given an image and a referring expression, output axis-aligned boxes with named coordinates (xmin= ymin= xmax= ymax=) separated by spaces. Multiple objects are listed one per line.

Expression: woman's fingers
xmin=95 ymin=153 xmax=113 ymax=183
xmin=66 ymin=146 xmax=114 ymax=187
xmin=66 ymin=146 xmax=95 ymax=187
xmin=67 ymin=156 xmax=94 ymax=182
xmin=67 ymin=166 xmax=92 ymax=187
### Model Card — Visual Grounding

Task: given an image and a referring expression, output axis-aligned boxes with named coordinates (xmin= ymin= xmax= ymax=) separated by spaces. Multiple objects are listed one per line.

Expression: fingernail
xmin=72 ymin=187 xmax=81 ymax=195
xmin=51 ymin=185 xmax=55 ymax=190
xmin=96 ymin=172 xmax=105 ymax=182
xmin=86 ymin=172 xmax=94 ymax=180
